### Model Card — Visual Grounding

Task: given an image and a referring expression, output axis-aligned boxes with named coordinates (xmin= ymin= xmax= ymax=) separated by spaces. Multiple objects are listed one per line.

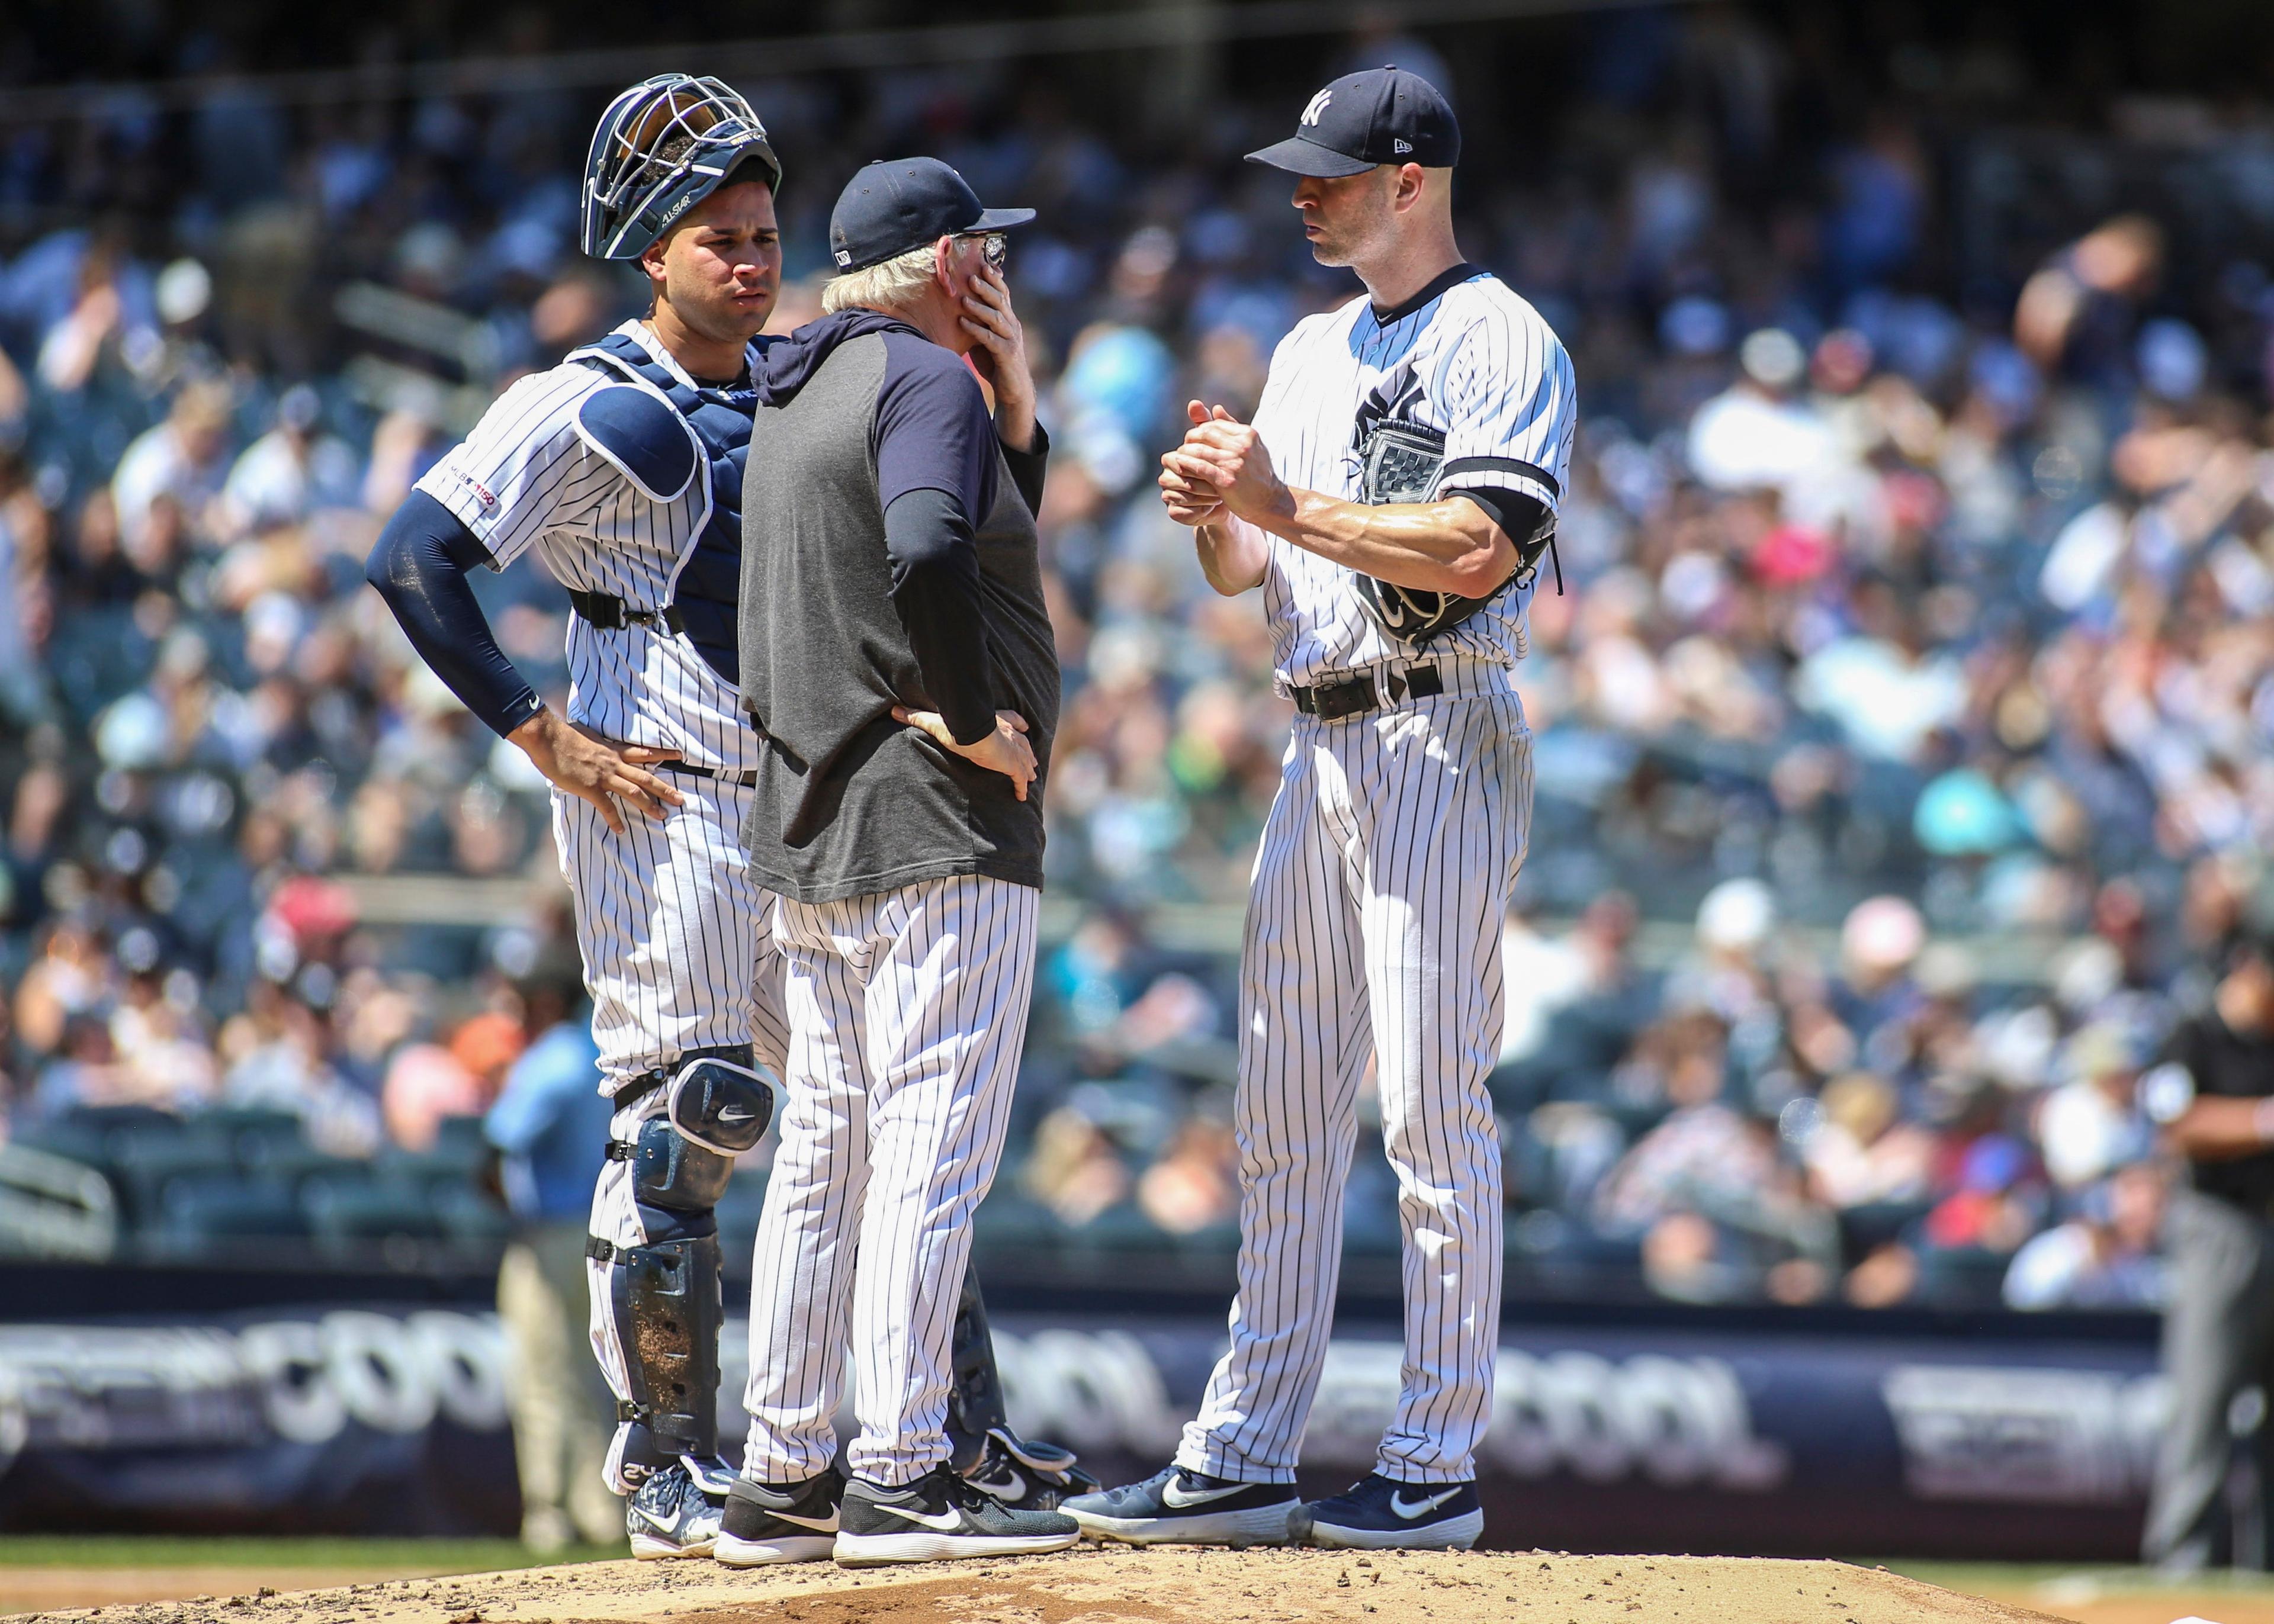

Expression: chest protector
xmin=570 ymin=331 xmax=758 ymax=687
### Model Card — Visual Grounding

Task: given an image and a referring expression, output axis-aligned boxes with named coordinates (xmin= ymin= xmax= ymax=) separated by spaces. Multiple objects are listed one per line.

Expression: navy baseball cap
xmin=1246 ymin=67 xmax=1460 ymax=178
xmin=828 ymin=157 xmax=1036 ymax=272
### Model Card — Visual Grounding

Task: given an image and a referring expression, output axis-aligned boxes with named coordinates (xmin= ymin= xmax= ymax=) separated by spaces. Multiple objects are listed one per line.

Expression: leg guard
xmin=593 ymin=1049 xmax=770 ymax=1488
xmin=947 ymin=1263 xmax=1098 ymax=1505
xmin=599 ymin=1230 xmax=725 ymax=1464
xmin=946 ymin=1266 xmax=1008 ymax=1473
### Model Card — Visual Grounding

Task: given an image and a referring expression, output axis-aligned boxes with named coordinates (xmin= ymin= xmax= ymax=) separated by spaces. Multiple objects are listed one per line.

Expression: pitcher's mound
xmin=30 ymin=1546 xmax=2064 ymax=1624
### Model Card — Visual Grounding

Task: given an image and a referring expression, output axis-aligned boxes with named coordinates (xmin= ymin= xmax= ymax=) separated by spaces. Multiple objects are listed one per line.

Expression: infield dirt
xmin=9 ymin=1546 xmax=2089 ymax=1624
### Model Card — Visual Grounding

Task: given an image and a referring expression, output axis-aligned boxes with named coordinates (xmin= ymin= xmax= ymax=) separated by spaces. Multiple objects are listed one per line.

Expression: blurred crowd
xmin=2 ymin=5 xmax=2273 ymax=1306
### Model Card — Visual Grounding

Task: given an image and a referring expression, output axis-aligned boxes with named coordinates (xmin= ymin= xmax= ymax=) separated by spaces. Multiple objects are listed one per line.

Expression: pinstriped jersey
xmin=413 ymin=320 xmax=763 ymax=773
xmin=1242 ymin=266 xmax=1576 ymax=686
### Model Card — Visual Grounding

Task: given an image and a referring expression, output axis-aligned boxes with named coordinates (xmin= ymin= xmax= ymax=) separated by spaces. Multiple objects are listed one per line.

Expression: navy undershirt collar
xmin=1369 ymin=261 xmax=1484 ymax=327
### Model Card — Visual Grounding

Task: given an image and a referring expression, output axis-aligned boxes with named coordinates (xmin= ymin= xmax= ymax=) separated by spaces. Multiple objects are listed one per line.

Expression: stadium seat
xmin=194 ymin=1108 xmax=313 ymax=1171
xmin=304 ymin=1181 xmax=450 ymax=1258
xmin=153 ymin=1174 xmax=312 ymax=1255
xmin=971 ymin=1189 xmax=1063 ymax=1250
xmin=109 ymin=1136 xmax=239 ymax=1233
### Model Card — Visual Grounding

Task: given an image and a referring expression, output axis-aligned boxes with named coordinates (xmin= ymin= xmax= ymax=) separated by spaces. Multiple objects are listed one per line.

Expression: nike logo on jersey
xmin=969 ymin=1468 xmax=1026 ymax=1502
xmin=875 ymin=1503 xmax=965 ymax=1531
xmin=1161 ymin=1478 xmax=1250 ymax=1509
xmin=1390 ymin=1487 xmax=1462 ymax=1520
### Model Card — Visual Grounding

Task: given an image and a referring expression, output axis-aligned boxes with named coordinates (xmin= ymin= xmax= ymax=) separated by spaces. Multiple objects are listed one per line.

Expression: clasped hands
xmin=1157 ymin=399 xmax=1292 ymax=529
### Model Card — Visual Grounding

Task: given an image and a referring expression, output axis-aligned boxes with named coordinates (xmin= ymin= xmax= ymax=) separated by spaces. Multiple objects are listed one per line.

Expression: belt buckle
xmin=1314 ymin=675 xmax=1376 ymax=721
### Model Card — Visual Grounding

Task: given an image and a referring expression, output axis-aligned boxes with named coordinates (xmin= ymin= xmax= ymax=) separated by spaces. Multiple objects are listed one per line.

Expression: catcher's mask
xmin=582 ymin=73 xmax=781 ymax=261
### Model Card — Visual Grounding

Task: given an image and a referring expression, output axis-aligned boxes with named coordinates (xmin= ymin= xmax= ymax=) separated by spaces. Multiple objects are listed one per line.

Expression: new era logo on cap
xmin=826 ymin=156 xmax=1036 ymax=273
xmin=1247 ymin=66 xmax=1459 ymax=178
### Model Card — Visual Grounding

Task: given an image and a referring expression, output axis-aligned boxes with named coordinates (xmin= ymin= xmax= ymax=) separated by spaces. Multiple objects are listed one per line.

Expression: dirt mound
xmin=17 ymin=1546 xmax=2063 ymax=1624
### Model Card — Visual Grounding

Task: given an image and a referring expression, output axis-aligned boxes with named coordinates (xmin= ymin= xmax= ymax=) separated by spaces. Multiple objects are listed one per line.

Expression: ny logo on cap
xmin=1301 ymin=88 xmax=1332 ymax=126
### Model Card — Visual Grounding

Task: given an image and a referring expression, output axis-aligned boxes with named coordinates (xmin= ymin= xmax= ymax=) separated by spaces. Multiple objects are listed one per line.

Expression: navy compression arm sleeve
xmin=882 ymin=487 xmax=998 ymax=747
xmin=365 ymin=491 xmax=545 ymax=738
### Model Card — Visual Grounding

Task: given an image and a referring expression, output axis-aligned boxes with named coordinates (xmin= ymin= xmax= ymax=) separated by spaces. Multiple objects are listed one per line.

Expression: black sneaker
xmin=1062 ymin=1465 xmax=1296 ymax=1546
xmin=834 ymin=1465 xmax=1081 ymax=1566
xmin=715 ymin=1469 xmax=842 ymax=1567
xmin=1290 ymin=1472 xmax=1482 ymax=1550
xmin=964 ymin=1426 xmax=1100 ymax=1511
xmin=626 ymin=1462 xmax=726 ymax=1559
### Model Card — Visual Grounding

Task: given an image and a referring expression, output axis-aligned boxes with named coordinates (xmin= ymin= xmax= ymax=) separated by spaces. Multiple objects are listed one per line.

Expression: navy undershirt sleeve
xmin=882 ymin=488 xmax=997 ymax=747
xmin=365 ymin=491 xmax=545 ymax=738
xmin=874 ymin=333 xmax=1000 ymax=526
xmin=872 ymin=335 xmax=1004 ymax=748
xmin=1001 ymin=421 xmax=1049 ymax=518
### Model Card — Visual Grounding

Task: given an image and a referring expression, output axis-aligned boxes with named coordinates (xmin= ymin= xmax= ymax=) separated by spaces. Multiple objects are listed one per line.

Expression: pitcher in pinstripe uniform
xmin=367 ymin=77 xmax=1088 ymax=1567
xmin=1066 ymin=67 xmax=1576 ymax=1553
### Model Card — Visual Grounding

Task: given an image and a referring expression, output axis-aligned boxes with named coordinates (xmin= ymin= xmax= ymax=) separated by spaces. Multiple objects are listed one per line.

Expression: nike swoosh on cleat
xmin=1390 ymin=1488 xmax=1462 ymax=1520
xmin=874 ymin=1503 xmax=965 ymax=1531
xmin=765 ymin=1510 xmax=839 ymax=1532
xmin=1161 ymin=1480 xmax=1250 ymax=1509
xmin=969 ymin=1470 xmax=1026 ymax=1501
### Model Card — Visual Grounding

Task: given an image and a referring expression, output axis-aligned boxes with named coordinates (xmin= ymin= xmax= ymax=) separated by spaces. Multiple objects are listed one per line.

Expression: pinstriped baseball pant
xmin=1177 ymin=670 xmax=1532 ymax=1486
xmin=740 ymin=873 xmax=1039 ymax=1488
xmin=554 ymin=778 xmax=791 ymax=1489
xmin=551 ymin=777 xmax=792 ymax=1091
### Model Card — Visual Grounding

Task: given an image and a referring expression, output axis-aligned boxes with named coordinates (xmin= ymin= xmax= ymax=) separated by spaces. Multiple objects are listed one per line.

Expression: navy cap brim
xmin=970 ymin=206 xmax=1037 ymax=231
xmin=1244 ymin=136 xmax=1376 ymax=178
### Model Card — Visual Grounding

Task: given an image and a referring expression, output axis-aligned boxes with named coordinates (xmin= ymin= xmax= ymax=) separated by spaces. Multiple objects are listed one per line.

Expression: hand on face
xmin=958 ymin=260 xmax=1033 ymax=418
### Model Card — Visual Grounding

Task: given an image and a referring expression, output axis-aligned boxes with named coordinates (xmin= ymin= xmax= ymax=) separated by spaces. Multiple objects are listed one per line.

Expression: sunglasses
xmin=961 ymin=232 xmax=1009 ymax=274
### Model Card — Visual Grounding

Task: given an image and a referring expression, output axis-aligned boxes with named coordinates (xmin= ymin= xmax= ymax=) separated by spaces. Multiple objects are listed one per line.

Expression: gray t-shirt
xmin=737 ymin=311 xmax=1057 ymax=903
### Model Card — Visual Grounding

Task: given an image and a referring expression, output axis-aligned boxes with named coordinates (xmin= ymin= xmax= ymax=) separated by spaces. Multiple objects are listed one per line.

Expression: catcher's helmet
xmin=582 ymin=74 xmax=781 ymax=261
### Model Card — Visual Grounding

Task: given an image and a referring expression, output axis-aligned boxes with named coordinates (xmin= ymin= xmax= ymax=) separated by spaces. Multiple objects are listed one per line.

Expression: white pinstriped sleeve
xmin=413 ymin=366 xmax=598 ymax=570
xmin=1434 ymin=304 xmax=1578 ymax=516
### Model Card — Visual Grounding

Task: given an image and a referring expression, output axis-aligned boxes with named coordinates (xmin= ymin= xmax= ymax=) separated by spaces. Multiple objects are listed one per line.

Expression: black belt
xmin=657 ymin=760 xmax=757 ymax=787
xmin=1292 ymin=663 xmax=1443 ymax=721
xmin=568 ymin=589 xmax=686 ymax=636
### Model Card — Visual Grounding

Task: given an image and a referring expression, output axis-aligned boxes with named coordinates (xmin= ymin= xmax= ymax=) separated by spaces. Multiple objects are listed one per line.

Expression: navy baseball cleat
xmin=966 ymin=1426 xmax=1100 ymax=1511
xmin=714 ymin=1469 xmax=842 ymax=1566
xmin=1289 ymin=1472 xmax=1483 ymax=1550
xmin=833 ymin=1465 xmax=1081 ymax=1565
xmin=625 ymin=1460 xmax=728 ymax=1559
xmin=1063 ymin=1465 xmax=1297 ymax=1546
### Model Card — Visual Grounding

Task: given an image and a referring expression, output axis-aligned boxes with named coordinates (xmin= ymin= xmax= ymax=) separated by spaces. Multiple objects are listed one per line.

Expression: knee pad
xmin=624 ymin=1053 xmax=773 ymax=1218
xmin=596 ymin=1230 xmax=724 ymax=1468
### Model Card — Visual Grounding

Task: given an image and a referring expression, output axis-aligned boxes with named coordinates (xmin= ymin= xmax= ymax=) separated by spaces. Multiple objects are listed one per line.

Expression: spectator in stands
xmin=2003 ymin=1161 xmax=2166 ymax=1311
xmin=485 ymin=953 xmax=617 ymax=1551
xmin=0 ymin=5 xmax=2269 ymax=1326
xmin=110 ymin=379 xmax=231 ymax=549
xmin=2143 ymin=933 xmax=2274 ymax=1571
xmin=216 ymin=383 xmax=356 ymax=538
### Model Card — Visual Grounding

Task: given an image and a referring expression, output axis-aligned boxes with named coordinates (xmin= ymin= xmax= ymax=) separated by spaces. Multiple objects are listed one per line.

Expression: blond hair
xmin=820 ymin=243 xmax=936 ymax=314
